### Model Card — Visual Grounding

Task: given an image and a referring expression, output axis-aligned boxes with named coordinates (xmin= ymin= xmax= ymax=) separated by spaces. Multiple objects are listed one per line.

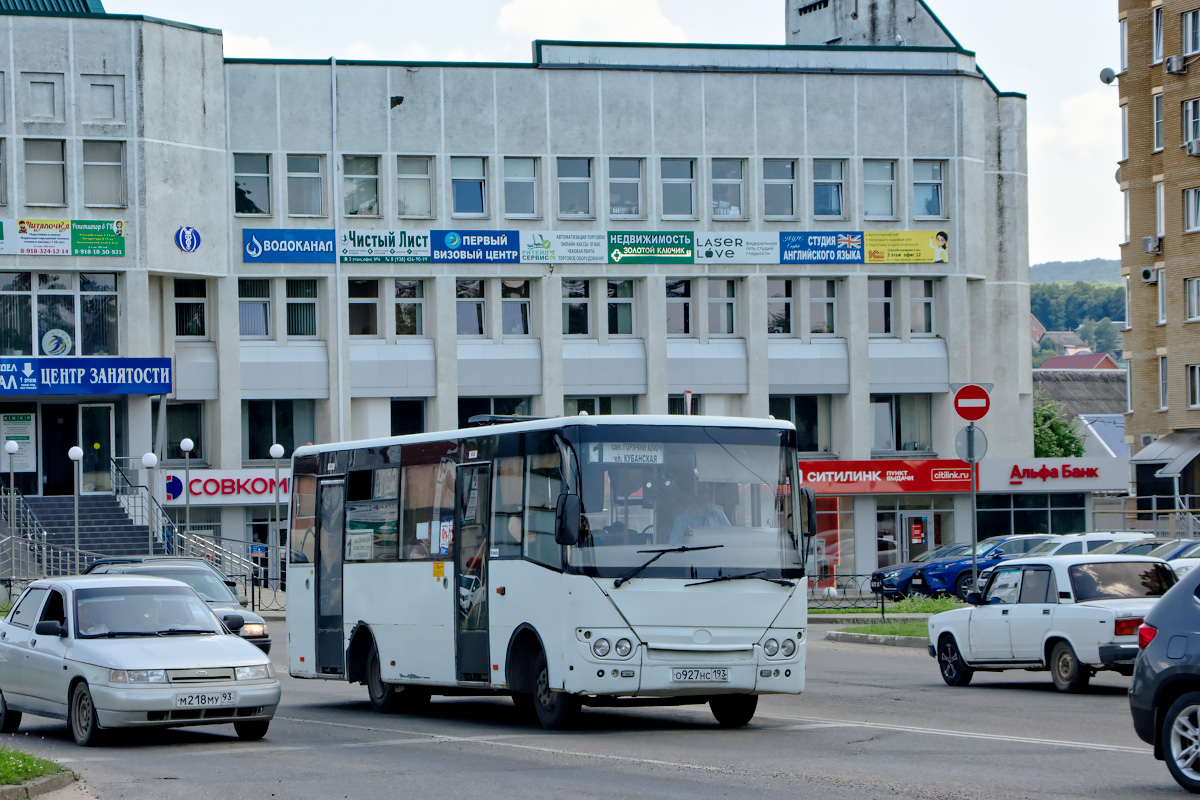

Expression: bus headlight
xmin=763 ymin=638 xmax=780 ymax=657
xmin=781 ymin=639 xmax=796 ymax=658
xmin=592 ymin=638 xmax=611 ymax=657
xmin=615 ymin=638 xmax=632 ymax=657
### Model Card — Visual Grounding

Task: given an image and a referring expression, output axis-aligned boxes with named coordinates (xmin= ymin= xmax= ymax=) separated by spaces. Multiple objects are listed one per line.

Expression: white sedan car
xmin=928 ymin=554 xmax=1176 ymax=692
xmin=0 ymin=575 xmax=280 ymax=746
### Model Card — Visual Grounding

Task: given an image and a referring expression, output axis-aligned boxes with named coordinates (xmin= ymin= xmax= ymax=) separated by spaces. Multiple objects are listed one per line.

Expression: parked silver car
xmin=0 ymin=575 xmax=280 ymax=746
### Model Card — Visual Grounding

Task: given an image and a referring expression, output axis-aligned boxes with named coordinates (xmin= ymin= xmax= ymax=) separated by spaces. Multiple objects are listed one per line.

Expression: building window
xmin=0 ymin=140 xmax=6 ymax=206
xmin=457 ymin=397 xmax=530 ymax=429
xmin=1121 ymin=105 xmax=1129 ymax=161
xmin=0 ymin=273 xmax=31 ymax=356
xmin=82 ymin=141 xmax=124 ymax=206
xmin=557 ymin=157 xmax=592 ymax=217
xmin=913 ymin=161 xmax=944 ymax=218
xmin=502 ymin=280 xmax=531 ymax=336
xmin=871 ymin=394 xmax=932 ymax=452
xmin=1124 ymin=190 xmax=1130 ymax=243
xmin=863 ymin=160 xmax=895 ymax=218
xmin=1151 ymin=95 xmax=1164 ymax=153
xmin=25 ymin=139 xmax=65 ymax=205
xmin=708 ymin=279 xmax=735 ymax=335
xmin=813 ymin=159 xmax=843 ymax=217
xmin=395 ymin=279 xmax=424 ymax=336
xmin=565 ymin=396 xmax=637 ymax=416
xmin=22 ymin=272 xmax=118 ymax=357
xmin=1120 ymin=18 xmax=1127 ymax=73
xmin=711 ymin=159 xmax=744 ymax=218
xmin=242 ymin=399 xmax=315 ymax=461
xmin=1190 ymin=364 xmax=1200 ymax=407
xmin=1157 ymin=181 xmax=1166 ymax=237
xmin=661 ymin=158 xmax=695 ymax=218
xmin=1159 ymin=269 xmax=1167 ymax=324
xmin=391 ymin=399 xmax=425 ymax=436
xmin=1186 ymin=99 xmax=1200 ymax=144
xmin=398 ymin=156 xmax=433 ymax=217
xmin=456 ymin=279 xmax=485 ymax=335
xmin=1160 ymin=355 xmax=1169 ymax=409
xmin=286 ymin=155 xmax=323 ymax=216
xmin=234 ymin=153 xmax=270 ymax=215
xmin=768 ymin=395 xmax=831 ymax=452
xmin=1188 ymin=10 xmax=1200 ymax=56
xmin=911 ymin=279 xmax=935 ymax=335
xmin=668 ymin=394 xmax=701 ymax=415
xmin=868 ymin=278 xmax=893 ymax=335
xmin=768 ymin=279 xmax=792 ymax=335
xmin=562 ymin=279 xmax=590 ymax=336
xmin=811 ymin=278 xmax=837 ymax=335
xmin=238 ymin=279 xmax=270 ymax=337
xmin=286 ymin=279 xmax=317 ymax=337
xmin=78 ymin=273 xmax=117 ymax=356
xmin=348 ymin=280 xmax=379 ymax=336
xmin=1188 ymin=278 xmax=1200 ymax=321
xmin=174 ymin=278 xmax=206 ymax=338
xmin=451 ymin=157 xmax=486 ymax=216
xmin=1154 ymin=6 xmax=1164 ymax=63
xmin=607 ymin=279 xmax=634 ymax=335
xmin=666 ymin=279 xmax=692 ymax=335
xmin=504 ymin=157 xmax=537 ymax=217
xmin=763 ymin=159 xmax=796 ymax=218
xmin=609 ymin=158 xmax=642 ymax=217
xmin=166 ymin=402 xmax=203 ymax=462
xmin=1188 ymin=187 xmax=1200 ymax=232
xmin=343 ymin=155 xmax=379 ymax=216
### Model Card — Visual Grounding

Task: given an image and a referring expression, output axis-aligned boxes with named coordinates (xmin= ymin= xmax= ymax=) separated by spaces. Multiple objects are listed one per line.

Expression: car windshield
xmin=915 ymin=544 xmax=966 ymax=562
xmin=74 ymin=585 xmax=222 ymax=637
xmin=564 ymin=425 xmax=802 ymax=580
xmin=1068 ymin=561 xmax=1177 ymax=602
xmin=1088 ymin=540 xmax=1125 ymax=555
xmin=133 ymin=568 xmax=238 ymax=604
xmin=1179 ymin=542 xmax=1200 ymax=559
xmin=1147 ymin=541 xmax=1188 ymax=559
xmin=1025 ymin=539 xmax=1067 ymax=556
xmin=970 ymin=538 xmax=1009 ymax=556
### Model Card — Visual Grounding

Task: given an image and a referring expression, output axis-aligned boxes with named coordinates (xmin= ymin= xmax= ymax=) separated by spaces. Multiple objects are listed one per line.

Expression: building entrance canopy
xmin=1130 ymin=430 xmax=1200 ymax=479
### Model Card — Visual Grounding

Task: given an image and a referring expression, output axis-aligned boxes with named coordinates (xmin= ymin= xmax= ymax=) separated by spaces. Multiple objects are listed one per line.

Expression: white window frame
xmin=1188 ymin=277 xmax=1200 ymax=321
xmin=1160 ymin=355 xmax=1169 ymax=410
xmin=286 ymin=154 xmax=324 ymax=217
xmin=1121 ymin=106 xmax=1129 ymax=162
xmin=1190 ymin=364 xmax=1200 ymax=408
xmin=347 ymin=279 xmax=380 ymax=337
xmin=1189 ymin=188 xmax=1200 ymax=233
xmin=1154 ymin=7 xmax=1164 ymax=63
xmin=82 ymin=140 xmax=125 ymax=207
xmin=343 ymin=155 xmax=379 ymax=217
xmin=1120 ymin=18 xmax=1128 ymax=73
xmin=1154 ymin=94 xmax=1164 ymax=151
xmin=608 ymin=158 xmax=643 ymax=219
xmin=1186 ymin=99 xmax=1200 ymax=144
xmin=503 ymin=157 xmax=538 ymax=218
xmin=561 ymin=279 xmax=591 ymax=337
xmin=24 ymin=139 xmax=65 ymax=206
xmin=0 ymin=139 xmax=7 ymax=206
xmin=452 ymin=157 xmax=488 ymax=218
xmin=1186 ymin=9 xmax=1200 ymax=56
xmin=910 ymin=279 xmax=935 ymax=336
xmin=913 ymin=160 xmax=945 ymax=219
xmin=233 ymin=153 xmax=271 ymax=216
xmin=606 ymin=279 xmax=635 ymax=336
xmin=868 ymin=278 xmax=894 ymax=336
xmin=710 ymin=158 xmax=746 ymax=219
xmin=238 ymin=278 xmax=271 ymax=339
xmin=661 ymin=158 xmax=696 ymax=219
xmin=557 ymin=157 xmax=592 ymax=218
xmin=763 ymin=159 xmax=796 ymax=219
xmin=397 ymin=156 xmax=434 ymax=218
xmin=812 ymin=159 xmax=844 ymax=218
xmin=1124 ymin=190 xmax=1131 ymax=243
xmin=810 ymin=278 xmax=837 ymax=336
xmin=767 ymin=278 xmax=793 ymax=335
xmin=1125 ymin=277 xmax=1132 ymax=330
xmin=501 ymin=279 xmax=531 ymax=337
xmin=1159 ymin=269 xmax=1168 ymax=324
xmin=394 ymin=279 xmax=425 ymax=337
xmin=285 ymin=278 xmax=318 ymax=338
xmin=1158 ymin=181 xmax=1166 ymax=237
xmin=708 ymin=279 xmax=736 ymax=337
xmin=863 ymin=160 xmax=896 ymax=219
xmin=456 ymin=279 xmax=486 ymax=336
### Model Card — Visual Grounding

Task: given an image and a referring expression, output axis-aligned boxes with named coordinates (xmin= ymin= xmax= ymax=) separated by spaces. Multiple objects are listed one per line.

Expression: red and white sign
xmin=798 ymin=459 xmax=974 ymax=494
xmin=953 ymin=384 xmax=990 ymax=421
xmin=978 ymin=458 xmax=1127 ymax=493
xmin=162 ymin=468 xmax=292 ymax=507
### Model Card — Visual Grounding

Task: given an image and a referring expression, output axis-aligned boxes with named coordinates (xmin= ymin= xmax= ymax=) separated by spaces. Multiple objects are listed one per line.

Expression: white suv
xmin=974 ymin=532 xmax=1152 ymax=590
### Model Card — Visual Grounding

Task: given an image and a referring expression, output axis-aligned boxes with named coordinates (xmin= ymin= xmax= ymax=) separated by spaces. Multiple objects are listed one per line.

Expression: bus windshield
xmin=564 ymin=424 xmax=801 ymax=580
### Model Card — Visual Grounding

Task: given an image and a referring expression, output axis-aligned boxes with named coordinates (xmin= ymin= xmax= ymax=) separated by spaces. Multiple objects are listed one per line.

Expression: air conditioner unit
xmin=1168 ymin=54 xmax=1189 ymax=74
xmin=1142 ymin=266 xmax=1159 ymax=283
xmin=1143 ymin=236 xmax=1163 ymax=255
xmin=1188 ymin=139 xmax=1200 ymax=156
xmin=1141 ymin=434 xmax=1158 ymax=447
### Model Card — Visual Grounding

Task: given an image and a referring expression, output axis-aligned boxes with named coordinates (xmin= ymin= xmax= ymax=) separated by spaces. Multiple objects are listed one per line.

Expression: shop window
xmin=234 ymin=153 xmax=270 ymax=215
xmin=241 ymin=399 xmax=316 ymax=461
xmin=26 ymin=272 xmax=117 ymax=357
xmin=813 ymin=496 xmax=853 ymax=578
xmin=871 ymin=394 xmax=931 ymax=453
xmin=0 ymin=273 xmax=32 ymax=356
xmin=174 ymin=278 xmax=206 ymax=338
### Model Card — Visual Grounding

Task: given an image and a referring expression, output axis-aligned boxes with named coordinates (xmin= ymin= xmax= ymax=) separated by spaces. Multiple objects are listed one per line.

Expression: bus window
xmin=344 ymin=467 xmax=400 ymax=562
xmin=290 ymin=474 xmax=318 ymax=564
xmin=401 ymin=459 xmax=456 ymax=560
xmin=525 ymin=450 xmax=562 ymax=567
xmin=491 ymin=456 xmax=524 ymax=558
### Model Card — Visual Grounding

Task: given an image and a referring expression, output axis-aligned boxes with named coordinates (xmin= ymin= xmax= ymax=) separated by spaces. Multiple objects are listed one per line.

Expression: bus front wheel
xmin=710 ymin=694 xmax=757 ymax=727
xmin=531 ymin=651 xmax=579 ymax=730
xmin=367 ymin=644 xmax=430 ymax=714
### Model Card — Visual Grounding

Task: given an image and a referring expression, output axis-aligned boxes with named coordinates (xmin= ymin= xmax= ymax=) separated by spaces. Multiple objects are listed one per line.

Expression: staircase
xmin=23 ymin=495 xmax=164 ymax=559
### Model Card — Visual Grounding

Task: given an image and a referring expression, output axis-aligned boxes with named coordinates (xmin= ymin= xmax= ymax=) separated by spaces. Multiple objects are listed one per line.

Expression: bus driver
xmin=669 ymin=474 xmax=730 ymax=544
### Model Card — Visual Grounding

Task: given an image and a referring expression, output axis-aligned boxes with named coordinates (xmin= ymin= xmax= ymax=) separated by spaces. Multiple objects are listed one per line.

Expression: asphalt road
xmin=5 ymin=620 xmax=1178 ymax=800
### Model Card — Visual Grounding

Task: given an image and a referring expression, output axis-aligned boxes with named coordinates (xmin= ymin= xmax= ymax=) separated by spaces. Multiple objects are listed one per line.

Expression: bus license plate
xmin=174 ymin=691 xmax=236 ymax=708
xmin=671 ymin=667 xmax=728 ymax=682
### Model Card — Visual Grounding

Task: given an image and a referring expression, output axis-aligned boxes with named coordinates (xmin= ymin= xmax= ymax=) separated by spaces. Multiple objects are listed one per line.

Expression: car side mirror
xmin=554 ymin=493 xmax=581 ymax=546
xmin=965 ymin=592 xmax=982 ymax=606
xmin=222 ymin=614 xmax=245 ymax=633
xmin=237 ymin=595 xmax=249 ymax=608
xmin=224 ymin=579 xmax=238 ymax=589
xmin=34 ymin=620 xmax=64 ymax=637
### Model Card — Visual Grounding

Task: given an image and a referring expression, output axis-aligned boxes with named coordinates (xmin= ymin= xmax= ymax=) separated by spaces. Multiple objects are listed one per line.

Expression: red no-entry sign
xmin=954 ymin=384 xmax=991 ymax=421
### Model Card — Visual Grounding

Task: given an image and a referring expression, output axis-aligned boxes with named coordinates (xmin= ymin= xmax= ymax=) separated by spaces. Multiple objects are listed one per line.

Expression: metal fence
xmin=807 ymin=573 xmax=878 ymax=610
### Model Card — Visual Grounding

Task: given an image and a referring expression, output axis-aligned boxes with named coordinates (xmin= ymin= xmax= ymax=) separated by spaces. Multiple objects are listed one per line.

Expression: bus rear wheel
xmin=710 ymin=694 xmax=758 ymax=727
xmin=367 ymin=644 xmax=430 ymax=714
xmin=531 ymin=651 xmax=579 ymax=730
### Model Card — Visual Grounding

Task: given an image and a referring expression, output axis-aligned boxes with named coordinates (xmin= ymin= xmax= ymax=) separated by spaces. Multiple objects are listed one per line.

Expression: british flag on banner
xmin=837 ymin=233 xmax=862 ymax=249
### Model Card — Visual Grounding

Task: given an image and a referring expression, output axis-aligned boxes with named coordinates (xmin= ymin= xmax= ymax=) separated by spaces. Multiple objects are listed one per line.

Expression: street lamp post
xmin=68 ymin=446 xmax=83 ymax=573
xmin=4 ymin=441 xmax=17 ymax=533
xmin=269 ymin=443 xmax=284 ymax=591
xmin=142 ymin=452 xmax=157 ymax=554
xmin=179 ymin=438 xmax=193 ymax=538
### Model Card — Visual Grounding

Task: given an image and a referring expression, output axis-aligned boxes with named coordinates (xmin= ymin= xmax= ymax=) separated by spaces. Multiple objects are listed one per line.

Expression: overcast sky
xmin=108 ymin=0 xmax=1120 ymax=265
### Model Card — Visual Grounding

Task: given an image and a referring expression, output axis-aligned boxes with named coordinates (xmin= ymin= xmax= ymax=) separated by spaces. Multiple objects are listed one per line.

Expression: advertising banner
xmin=798 ymin=459 xmax=973 ymax=494
xmin=0 ymin=357 xmax=172 ymax=395
xmin=242 ymin=229 xmax=336 ymax=263
xmin=607 ymin=232 xmax=694 ymax=264
xmin=339 ymin=229 xmax=430 ymax=263
xmin=780 ymin=231 xmax=864 ymax=264
xmin=0 ymin=220 xmax=126 ymax=257
xmin=0 ymin=412 xmax=36 ymax=472
xmin=431 ymin=230 xmax=519 ymax=263
xmin=519 ymin=231 xmax=607 ymax=263
xmin=978 ymin=458 xmax=1127 ymax=493
xmin=694 ymin=233 xmax=779 ymax=264
xmin=162 ymin=468 xmax=292 ymax=507
xmin=864 ymin=230 xmax=949 ymax=264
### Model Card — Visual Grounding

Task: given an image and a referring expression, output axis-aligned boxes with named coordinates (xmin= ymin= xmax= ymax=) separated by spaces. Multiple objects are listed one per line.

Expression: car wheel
xmin=0 ymin=690 xmax=20 ymax=734
xmin=366 ymin=643 xmax=430 ymax=714
xmin=1049 ymin=641 xmax=1090 ymax=693
xmin=69 ymin=683 xmax=102 ymax=747
xmin=710 ymin=695 xmax=758 ymax=727
xmin=1164 ymin=691 xmax=1200 ymax=793
xmin=531 ymin=650 xmax=579 ymax=730
xmin=953 ymin=572 xmax=975 ymax=601
xmin=234 ymin=720 xmax=270 ymax=741
xmin=937 ymin=635 xmax=974 ymax=687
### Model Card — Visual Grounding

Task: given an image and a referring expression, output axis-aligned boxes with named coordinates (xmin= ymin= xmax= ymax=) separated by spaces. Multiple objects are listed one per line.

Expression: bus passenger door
xmin=315 ymin=479 xmax=346 ymax=676
xmin=455 ymin=464 xmax=491 ymax=683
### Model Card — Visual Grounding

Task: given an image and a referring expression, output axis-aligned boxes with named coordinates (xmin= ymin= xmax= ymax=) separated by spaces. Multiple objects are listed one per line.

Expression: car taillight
xmin=1115 ymin=617 xmax=1143 ymax=637
xmin=1137 ymin=622 xmax=1158 ymax=649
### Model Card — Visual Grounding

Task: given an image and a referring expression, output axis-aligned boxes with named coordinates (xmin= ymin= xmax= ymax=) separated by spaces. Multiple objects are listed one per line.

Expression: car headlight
xmin=781 ymin=639 xmax=796 ymax=658
xmin=110 ymin=669 xmax=167 ymax=684
xmin=592 ymin=638 xmax=611 ymax=657
xmin=615 ymin=638 xmax=632 ymax=657
xmin=1176 ymin=564 xmax=1195 ymax=576
xmin=235 ymin=664 xmax=273 ymax=681
xmin=240 ymin=623 xmax=267 ymax=638
xmin=763 ymin=638 xmax=780 ymax=656
xmin=883 ymin=570 xmax=900 ymax=579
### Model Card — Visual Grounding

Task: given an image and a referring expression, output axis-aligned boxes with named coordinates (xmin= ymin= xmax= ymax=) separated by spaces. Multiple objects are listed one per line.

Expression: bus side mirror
xmin=554 ymin=493 xmax=581 ymax=546
xmin=800 ymin=487 xmax=817 ymax=541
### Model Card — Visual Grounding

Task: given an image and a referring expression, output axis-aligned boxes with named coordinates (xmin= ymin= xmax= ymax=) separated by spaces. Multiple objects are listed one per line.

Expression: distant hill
xmin=1031 ymin=258 xmax=1121 ymax=284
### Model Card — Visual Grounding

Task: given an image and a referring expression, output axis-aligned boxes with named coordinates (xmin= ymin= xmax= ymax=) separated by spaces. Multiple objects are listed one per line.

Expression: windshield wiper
xmin=84 ymin=630 xmax=162 ymax=638
xmin=613 ymin=545 xmax=724 ymax=588
xmin=157 ymin=628 xmax=211 ymax=636
xmin=686 ymin=571 xmax=795 ymax=588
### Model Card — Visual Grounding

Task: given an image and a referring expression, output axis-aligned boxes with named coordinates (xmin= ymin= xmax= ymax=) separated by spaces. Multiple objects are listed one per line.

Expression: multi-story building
xmin=0 ymin=0 xmax=1072 ymax=576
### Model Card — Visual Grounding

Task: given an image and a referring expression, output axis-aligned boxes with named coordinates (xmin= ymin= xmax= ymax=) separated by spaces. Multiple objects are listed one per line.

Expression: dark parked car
xmin=1130 ymin=555 xmax=1200 ymax=792
xmin=910 ymin=535 xmax=1053 ymax=600
xmin=870 ymin=543 xmax=969 ymax=600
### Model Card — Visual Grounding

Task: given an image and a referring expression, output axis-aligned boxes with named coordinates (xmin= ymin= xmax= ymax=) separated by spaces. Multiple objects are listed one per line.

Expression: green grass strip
xmin=0 ymin=747 xmax=63 ymax=785
xmin=837 ymin=621 xmax=928 ymax=638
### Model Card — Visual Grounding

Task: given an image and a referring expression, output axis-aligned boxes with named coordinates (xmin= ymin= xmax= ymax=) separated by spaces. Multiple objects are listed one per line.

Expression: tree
xmin=1092 ymin=318 xmax=1120 ymax=355
xmin=1033 ymin=396 xmax=1086 ymax=458
xmin=1032 ymin=338 xmax=1058 ymax=367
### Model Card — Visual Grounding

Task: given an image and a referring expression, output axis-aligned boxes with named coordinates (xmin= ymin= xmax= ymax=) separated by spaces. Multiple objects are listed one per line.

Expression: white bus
xmin=286 ymin=414 xmax=815 ymax=729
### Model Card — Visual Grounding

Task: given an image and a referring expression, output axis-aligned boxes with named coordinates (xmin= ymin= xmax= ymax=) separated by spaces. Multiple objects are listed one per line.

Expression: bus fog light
xmin=764 ymin=638 xmax=779 ymax=657
xmin=597 ymin=669 xmax=604 ymax=678
xmin=781 ymin=639 xmax=796 ymax=657
xmin=615 ymin=638 xmax=632 ymax=657
xmin=592 ymin=638 xmax=611 ymax=657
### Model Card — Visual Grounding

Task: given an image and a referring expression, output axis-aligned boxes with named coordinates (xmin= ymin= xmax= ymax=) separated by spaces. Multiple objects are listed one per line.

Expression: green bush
xmin=888 ymin=595 xmax=965 ymax=614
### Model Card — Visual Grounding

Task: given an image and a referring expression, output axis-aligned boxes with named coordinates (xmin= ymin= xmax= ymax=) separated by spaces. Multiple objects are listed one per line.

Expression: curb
xmin=0 ymin=771 xmax=76 ymax=800
xmin=823 ymin=631 xmax=928 ymax=649
xmin=808 ymin=615 xmax=929 ymax=625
